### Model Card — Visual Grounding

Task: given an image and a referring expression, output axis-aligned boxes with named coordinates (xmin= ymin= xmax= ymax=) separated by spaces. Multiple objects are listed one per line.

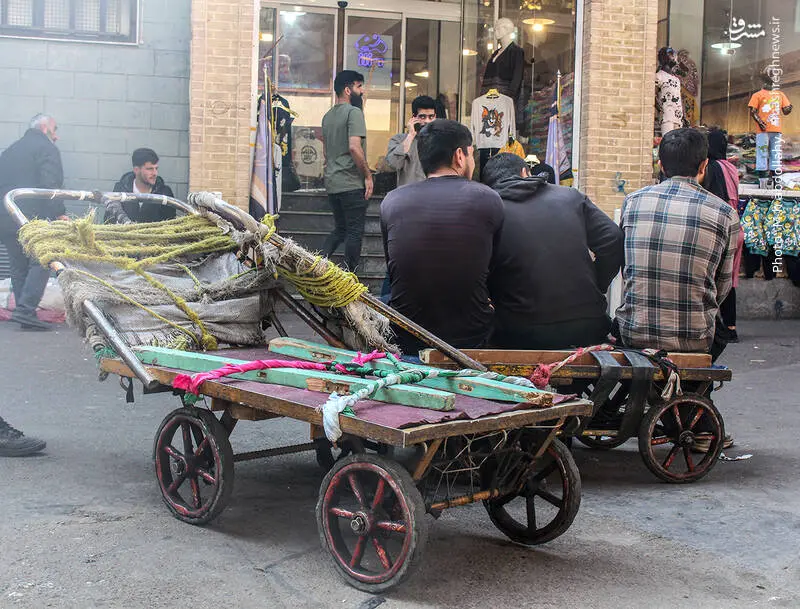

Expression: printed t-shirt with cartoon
xmin=470 ymin=93 xmax=516 ymax=149
xmin=748 ymin=89 xmax=791 ymax=132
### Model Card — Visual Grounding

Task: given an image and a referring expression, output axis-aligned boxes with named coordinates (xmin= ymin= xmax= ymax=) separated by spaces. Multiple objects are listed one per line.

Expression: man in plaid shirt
xmin=614 ymin=129 xmax=740 ymax=361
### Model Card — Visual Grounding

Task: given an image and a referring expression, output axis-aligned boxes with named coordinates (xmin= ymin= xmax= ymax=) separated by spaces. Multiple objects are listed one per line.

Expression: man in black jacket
xmin=482 ymin=153 xmax=624 ymax=349
xmin=108 ymin=148 xmax=176 ymax=223
xmin=0 ymin=114 xmax=65 ymax=332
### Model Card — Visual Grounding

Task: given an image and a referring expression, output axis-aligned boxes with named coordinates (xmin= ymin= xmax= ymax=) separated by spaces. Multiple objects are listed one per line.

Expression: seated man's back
xmin=381 ymin=120 xmax=503 ymax=354
xmin=615 ymin=129 xmax=739 ymax=355
xmin=482 ymin=153 xmax=624 ymax=349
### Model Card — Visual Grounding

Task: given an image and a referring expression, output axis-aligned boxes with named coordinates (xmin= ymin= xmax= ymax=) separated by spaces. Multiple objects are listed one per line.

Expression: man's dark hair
xmin=658 ymin=128 xmax=708 ymax=178
xmin=482 ymin=153 xmax=528 ymax=188
xmin=334 ymin=70 xmax=365 ymax=96
xmin=132 ymin=148 xmax=159 ymax=168
xmin=411 ymin=95 xmax=436 ymax=116
xmin=417 ymin=120 xmax=472 ymax=176
xmin=760 ymin=72 xmax=774 ymax=88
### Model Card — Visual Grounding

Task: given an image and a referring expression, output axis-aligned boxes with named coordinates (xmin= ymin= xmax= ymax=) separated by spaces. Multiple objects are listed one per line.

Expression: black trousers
xmin=0 ymin=230 xmax=50 ymax=318
xmin=719 ymin=288 xmax=736 ymax=328
xmin=492 ymin=316 xmax=612 ymax=350
xmin=323 ymin=189 xmax=368 ymax=272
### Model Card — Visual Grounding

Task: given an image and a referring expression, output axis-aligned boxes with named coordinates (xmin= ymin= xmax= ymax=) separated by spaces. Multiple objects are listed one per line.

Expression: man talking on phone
xmin=385 ymin=95 xmax=438 ymax=188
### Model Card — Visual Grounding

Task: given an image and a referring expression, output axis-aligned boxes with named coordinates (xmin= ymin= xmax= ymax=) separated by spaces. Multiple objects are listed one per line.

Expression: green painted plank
xmin=267 ymin=337 xmax=552 ymax=407
xmin=132 ymin=346 xmax=455 ymax=411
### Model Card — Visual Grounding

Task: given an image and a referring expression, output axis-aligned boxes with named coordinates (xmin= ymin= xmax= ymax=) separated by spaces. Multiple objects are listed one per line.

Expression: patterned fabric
xmin=741 ymin=198 xmax=769 ymax=255
xmin=766 ymin=199 xmax=800 ymax=256
xmin=742 ymin=198 xmax=800 ymax=257
xmin=655 ymin=70 xmax=684 ymax=135
xmin=615 ymin=177 xmax=740 ymax=353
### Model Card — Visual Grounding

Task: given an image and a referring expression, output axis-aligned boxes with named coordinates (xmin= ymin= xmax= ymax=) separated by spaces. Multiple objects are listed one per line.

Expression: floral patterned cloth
xmin=742 ymin=198 xmax=800 ymax=257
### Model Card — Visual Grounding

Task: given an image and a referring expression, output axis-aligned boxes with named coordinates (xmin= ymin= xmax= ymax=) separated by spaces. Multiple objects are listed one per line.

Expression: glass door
xmin=344 ymin=12 xmax=402 ymax=170
xmin=403 ymin=19 xmax=461 ymax=121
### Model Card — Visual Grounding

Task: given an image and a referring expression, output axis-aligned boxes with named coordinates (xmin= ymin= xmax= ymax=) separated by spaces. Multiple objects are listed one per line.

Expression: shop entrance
xmin=259 ymin=2 xmax=461 ymax=176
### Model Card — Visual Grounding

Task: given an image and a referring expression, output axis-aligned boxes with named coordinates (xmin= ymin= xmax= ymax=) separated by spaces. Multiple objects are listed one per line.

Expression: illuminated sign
xmin=725 ymin=17 xmax=766 ymax=42
xmin=354 ymin=34 xmax=388 ymax=69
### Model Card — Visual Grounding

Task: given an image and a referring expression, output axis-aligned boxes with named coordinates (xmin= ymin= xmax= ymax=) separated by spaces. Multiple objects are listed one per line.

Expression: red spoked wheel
xmin=153 ymin=407 xmax=234 ymax=525
xmin=316 ymin=454 xmax=428 ymax=593
xmin=638 ymin=393 xmax=724 ymax=483
xmin=483 ymin=438 xmax=581 ymax=546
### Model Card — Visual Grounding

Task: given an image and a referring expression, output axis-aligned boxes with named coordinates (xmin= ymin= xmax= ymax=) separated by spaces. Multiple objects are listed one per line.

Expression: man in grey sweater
xmin=384 ymin=95 xmax=437 ymax=187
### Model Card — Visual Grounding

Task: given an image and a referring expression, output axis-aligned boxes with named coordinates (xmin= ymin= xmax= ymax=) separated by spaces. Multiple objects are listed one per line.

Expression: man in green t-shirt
xmin=321 ymin=70 xmax=372 ymax=272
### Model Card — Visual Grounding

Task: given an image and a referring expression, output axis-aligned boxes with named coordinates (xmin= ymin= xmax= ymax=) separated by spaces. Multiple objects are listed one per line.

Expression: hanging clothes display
xmin=471 ymin=91 xmax=516 ymax=150
xmin=272 ymin=92 xmax=300 ymax=193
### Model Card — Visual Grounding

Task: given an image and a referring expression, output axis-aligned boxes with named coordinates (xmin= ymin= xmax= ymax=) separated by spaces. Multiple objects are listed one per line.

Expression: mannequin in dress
xmin=481 ymin=18 xmax=525 ymax=106
xmin=654 ymin=47 xmax=683 ymax=136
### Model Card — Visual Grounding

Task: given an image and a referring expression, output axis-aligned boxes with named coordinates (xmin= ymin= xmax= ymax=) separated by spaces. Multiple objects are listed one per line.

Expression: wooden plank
xmin=420 ymin=348 xmax=713 ymax=369
xmin=132 ymin=346 xmax=456 ymax=412
xmin=99 ymin=358 xmax=593 ymax=448
xmin=268 ymin=337 xmax=553 ymax=406
xmin=479 ymin=363 xmax=731 ymax=383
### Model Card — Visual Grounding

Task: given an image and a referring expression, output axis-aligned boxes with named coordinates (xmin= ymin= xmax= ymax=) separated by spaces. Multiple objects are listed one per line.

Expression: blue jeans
xmin=0 ymin=230 xmax=50 ymax=318
xmin=755 ymin=132 xmax=782 ymax=171
xmin=323 ymin=189 xmax=368 ymax=272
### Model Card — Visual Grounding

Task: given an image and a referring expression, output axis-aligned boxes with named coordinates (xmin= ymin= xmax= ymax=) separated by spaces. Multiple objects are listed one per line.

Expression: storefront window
xmin=662 ymin=0 xmax=799 ymax=183
xmin=461 ymin=0 xmax=577 ymax=180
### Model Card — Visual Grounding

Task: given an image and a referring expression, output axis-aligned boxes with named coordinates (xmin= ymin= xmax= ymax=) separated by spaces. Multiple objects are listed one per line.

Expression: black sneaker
xmin=11 ymin=311 xmax=54 ymax=331
xmin=0 ymin=417 xmax=46 ymax=457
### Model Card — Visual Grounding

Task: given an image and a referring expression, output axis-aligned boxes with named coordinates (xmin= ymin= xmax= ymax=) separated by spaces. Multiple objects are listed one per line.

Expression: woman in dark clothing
xmin=702 ymin=129 xmax=743 ymax=342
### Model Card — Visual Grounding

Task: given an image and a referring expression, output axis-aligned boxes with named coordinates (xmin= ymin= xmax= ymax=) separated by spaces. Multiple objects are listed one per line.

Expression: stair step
xmin=280 ymin=193 xmax=383 ymax=214
xmin=282 ymin=231 xmax=384 ymax=255
xmin=278 ymin=212 xmax=382 ymax=234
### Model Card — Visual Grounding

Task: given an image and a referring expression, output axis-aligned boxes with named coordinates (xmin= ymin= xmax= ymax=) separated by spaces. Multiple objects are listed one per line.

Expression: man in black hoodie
xmin=108 ymin=148 xmax=176 ymax=223
xmin=483 ymin=153 xmax=623 ymax=349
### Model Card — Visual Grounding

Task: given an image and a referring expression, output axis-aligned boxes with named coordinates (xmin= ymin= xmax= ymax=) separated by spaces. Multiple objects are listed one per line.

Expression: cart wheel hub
xmin=350 ymin=512 xmax=371 ymax=535
xmin=172 ymin=460 xmax=186 ymax=476
xmin=678 ymin=430 xmax=695 ymax=447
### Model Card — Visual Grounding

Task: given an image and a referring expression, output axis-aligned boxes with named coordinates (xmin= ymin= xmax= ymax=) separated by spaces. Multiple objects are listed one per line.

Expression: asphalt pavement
xmin=1 ymin=318 xmax=799 ymax=608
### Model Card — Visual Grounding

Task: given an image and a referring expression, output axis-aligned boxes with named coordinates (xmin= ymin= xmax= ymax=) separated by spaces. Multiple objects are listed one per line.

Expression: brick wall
xmin=578 ymin=0 xmax=659 ymax=216
xmin=189 ymin=0 xmax=257 ymax=210
xmin=0 ymin=0 xmax=191 ymax=207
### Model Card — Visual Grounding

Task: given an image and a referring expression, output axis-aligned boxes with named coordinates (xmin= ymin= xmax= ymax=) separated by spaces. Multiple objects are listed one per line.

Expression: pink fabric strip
xmin=173 ymin=360 xmax=329 ymax=395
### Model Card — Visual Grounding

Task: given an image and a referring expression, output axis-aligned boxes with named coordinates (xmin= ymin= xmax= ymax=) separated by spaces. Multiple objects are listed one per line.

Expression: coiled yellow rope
xmin=17 ymin=212 xmax=370 ymax=349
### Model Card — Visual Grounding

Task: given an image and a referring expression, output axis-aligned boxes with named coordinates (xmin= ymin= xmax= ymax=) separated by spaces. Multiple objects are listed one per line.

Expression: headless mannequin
xmin=655 ymin=47 xmax=683 ymax=136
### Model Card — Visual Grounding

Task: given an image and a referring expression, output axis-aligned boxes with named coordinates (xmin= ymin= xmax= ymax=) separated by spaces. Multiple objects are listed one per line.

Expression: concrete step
xmin=281 ymin=230 xmax=385 ymax=255
xmin=277 ymin=210 xmax=382 ymax=234
xmin=328 ymin=252 xmax=387 ymax=276
xmin=281 ymin=192 xmax=382 ymax=214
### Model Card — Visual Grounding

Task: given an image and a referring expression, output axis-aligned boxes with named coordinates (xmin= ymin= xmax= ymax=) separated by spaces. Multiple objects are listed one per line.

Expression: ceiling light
xmin=414 ymin=70 xmax=429 ymax=78
xmin=522 ymin=17 xmax=555 ymax=26
xmin=532 ymin=23 xmax=543 ymax=32
xmin=462 ymin=48 xmax=478 ymax=56
xmin=392 ymin=81 xmax=418 ymax=88
xmin=711 ymin=41 xmax=742 ymax=50
xmin=259 ymin=32 xmax=273 ymax=42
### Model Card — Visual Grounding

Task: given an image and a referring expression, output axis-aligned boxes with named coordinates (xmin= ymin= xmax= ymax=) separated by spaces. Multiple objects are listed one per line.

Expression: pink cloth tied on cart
xmin=172 ymin=359 xmax=329 ymax=395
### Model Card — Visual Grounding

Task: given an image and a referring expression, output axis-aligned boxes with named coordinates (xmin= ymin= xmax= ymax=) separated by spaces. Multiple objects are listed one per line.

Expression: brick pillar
xmin=578 ymin=0 xmax=659 ymax=216
xmin=189 ymin=0 xmax=256 ymax=210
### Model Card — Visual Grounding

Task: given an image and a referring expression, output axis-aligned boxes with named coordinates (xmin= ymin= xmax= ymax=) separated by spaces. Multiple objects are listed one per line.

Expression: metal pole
xmin=83 ymin=300 xmax=161 ymax=391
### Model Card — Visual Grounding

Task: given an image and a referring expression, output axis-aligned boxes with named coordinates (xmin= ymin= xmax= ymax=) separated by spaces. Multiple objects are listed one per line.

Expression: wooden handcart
xmin=421 ymin=347 xmax=733 ymax=484
xmin=4 ymin=188 xmax=593 ymax=592
xmin=99 ymin=344 xmax=592 ymax=592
